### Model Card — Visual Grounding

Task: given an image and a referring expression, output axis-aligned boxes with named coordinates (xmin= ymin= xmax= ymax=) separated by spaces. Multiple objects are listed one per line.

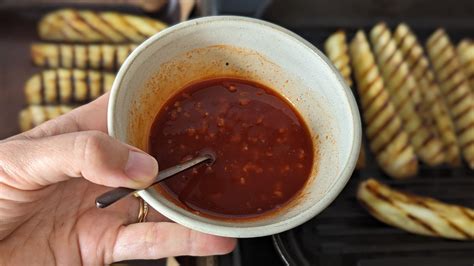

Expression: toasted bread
xmin=358 ymin=178 xmax=474 ymax=240
xmin=394 ymin=24 xmax=460 ymax=165
xmin=426 ymin=29 xmax=474 ymax=169
xmin=350 ymin=31 xmax=418 ymax=178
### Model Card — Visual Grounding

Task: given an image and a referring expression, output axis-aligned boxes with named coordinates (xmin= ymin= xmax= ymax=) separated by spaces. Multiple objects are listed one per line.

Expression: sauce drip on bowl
xmin=149 ymin=78 xmax=314 ymax=219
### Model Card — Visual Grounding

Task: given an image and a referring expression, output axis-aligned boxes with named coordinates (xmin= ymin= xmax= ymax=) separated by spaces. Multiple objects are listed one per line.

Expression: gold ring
xmin=136 ymin=196 xmax=149 ymax=223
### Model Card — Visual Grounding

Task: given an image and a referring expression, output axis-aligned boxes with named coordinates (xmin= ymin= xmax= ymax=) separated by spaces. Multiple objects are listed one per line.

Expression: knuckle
xmin=0 ymin=140 xmax=27 ymax=186
xmin=74 ymin=131 xmax=110 ymax=163
xmin=0 ymin=143 xmax=8 ymax=167
xmin=146 ymin=223 xmax=165 ymax=244
xmin=0 ymin=144 xmax=10 ymax=179
xmin=85 ymin=130 xmax=109 ymax=141
xmin=141 ymin=223 xmax=166 ymax=257
xmin=0 ymin=140 xmax=22 ymax=166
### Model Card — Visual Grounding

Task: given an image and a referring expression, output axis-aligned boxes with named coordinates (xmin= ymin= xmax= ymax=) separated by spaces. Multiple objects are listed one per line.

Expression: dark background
xmin=0 ymin=0 xmax=473 ymax=265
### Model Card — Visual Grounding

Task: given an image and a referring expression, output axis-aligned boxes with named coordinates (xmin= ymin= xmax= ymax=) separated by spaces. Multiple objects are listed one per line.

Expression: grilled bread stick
xmin=324 ymin=31 xmax=353 ymax=87
xmin=427 ymin=29 xmax=474 ymax=169
xmin=25 ymin=69 xmax=115 ymax=104
xmin=350 ymin=31 xmax=417 ymax=178
xmin=38 ymin=9 xmax=167 ymax=43
xmin=325 ymin=30 xmax=365 ymax=169
xmin=370 ymin=23 xmax=445 ymax=166
xmin=31 ymin=43 xmax=137 ymax=70
xmin=394 ymin=24 xmax=461 ymax=165
xmin=19 ymin=105 xmax=74 ymax=132
xmin=357 ymin=178 xmax=474 ymax=240
xmin=457 ymin=39 xmax=474 ymax=93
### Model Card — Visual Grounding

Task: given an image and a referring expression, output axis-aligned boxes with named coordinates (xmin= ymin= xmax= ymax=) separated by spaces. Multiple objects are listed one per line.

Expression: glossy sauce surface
xmin=149 ymin=78 xmax=314 ymax=219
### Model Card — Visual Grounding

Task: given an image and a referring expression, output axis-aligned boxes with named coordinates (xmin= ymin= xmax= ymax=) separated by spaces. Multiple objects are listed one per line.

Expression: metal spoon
xmin=95 ymin=150 xmax=216 ymax=208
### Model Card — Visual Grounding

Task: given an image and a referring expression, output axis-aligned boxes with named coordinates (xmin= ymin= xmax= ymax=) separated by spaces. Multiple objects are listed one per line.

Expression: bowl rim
xmin=108 ymin=15 xmax=361 ymax=238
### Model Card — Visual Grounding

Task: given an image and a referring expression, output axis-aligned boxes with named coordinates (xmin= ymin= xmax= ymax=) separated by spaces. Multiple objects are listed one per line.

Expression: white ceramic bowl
xmin=108 ymin=16 xmax=361 ymax=238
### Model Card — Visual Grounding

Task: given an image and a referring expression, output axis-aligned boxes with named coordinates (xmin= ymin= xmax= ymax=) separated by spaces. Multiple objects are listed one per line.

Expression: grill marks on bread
xmin=427 ymin=29 xmax=474 ymax=169
xmin=370 ymin=23 xmax=445 ymax=166
xmin=350 ymin=31 xmax=417 ymax=178
xmin=38 ymin=9 xmax=167 ymax=43
xmin=357 ymin=178 xmax=474 ymax=240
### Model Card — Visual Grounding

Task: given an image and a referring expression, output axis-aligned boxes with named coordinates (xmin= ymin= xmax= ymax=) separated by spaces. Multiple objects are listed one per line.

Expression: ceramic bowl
xmin=108 ymin=16 xmax=361 ymax=238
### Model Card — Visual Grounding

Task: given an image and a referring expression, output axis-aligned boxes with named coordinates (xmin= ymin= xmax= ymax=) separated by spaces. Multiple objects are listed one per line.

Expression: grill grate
xmin=273 ymin=27 xmax=474 ymax=266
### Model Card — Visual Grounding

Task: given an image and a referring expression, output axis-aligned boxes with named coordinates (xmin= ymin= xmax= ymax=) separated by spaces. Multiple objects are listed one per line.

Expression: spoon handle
xmin=95 ymin=187 xmax=135 ymax=208
xmin=95 ymin=151 xmax=215 ymax=209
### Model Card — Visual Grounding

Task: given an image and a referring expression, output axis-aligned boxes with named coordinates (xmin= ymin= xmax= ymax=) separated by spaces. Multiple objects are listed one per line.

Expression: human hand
xmin=0 ymin=94 xmax=235 ymax=265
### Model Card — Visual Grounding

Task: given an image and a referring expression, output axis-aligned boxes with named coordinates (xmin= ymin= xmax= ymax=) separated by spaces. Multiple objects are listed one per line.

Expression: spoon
xmin=95 ymin=150 xmax=216 ymax=208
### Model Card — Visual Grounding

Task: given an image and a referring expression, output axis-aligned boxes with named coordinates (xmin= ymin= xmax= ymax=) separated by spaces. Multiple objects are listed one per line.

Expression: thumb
xmin=0 ymin=131 xmax=158 ymax=190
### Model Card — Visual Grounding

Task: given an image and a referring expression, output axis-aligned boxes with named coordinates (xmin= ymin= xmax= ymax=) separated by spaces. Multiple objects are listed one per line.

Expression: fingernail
xmin=125 ymin=151 xmax=158 ymax=185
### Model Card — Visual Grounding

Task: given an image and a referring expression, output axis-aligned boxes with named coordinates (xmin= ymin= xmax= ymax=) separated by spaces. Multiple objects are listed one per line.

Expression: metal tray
xmin=0 ymin=3 xmax=181 ymax=139
xmin=270 ymin=27 xmax=474 ymax=266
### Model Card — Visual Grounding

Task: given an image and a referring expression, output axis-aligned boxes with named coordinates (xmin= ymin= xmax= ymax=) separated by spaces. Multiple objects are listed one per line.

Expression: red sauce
xmin=149 ymin=78 xmax=314 ymax=219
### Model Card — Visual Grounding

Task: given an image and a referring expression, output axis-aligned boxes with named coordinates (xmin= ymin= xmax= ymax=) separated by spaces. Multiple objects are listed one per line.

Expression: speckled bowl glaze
xmin=108 ymin=16 xmax=361 ymax=238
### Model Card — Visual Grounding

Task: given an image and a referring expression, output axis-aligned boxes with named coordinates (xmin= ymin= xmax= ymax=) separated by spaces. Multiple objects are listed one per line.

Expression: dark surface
xmin=273 ymin=167 xmax=474 ymax=266
xmin=263 ymin=0 xmax=474 ymax=29
xmin=212 ymin=1 xmax=474 ymax=266
xmin=0 ymin=4 xmax=181 ymax=140
xmin=2 ymin=2 xmax=474 ymax=266
xmin=270 ymin=25 xmax=474 ymax=266
xmin=237 ymin=237 xmax=284 ymax=266
xmin=0 ymin=12 xmax=37 ymax=138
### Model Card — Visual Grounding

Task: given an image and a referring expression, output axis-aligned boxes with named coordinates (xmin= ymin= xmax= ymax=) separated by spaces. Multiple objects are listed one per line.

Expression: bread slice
xmin=358 ymin=178 xmax=474 ymax=240
xmin=370 ymin=23 xmax=445 ymax=166
xmin=350 ymin=30 xmax=418 ymax=178
xmin=324 ymin=30 xmax=353 ymax=87
xmin=19 ymin=105 xmax=74 ymax=132
xmin=31 ymin=43 xmax=137 ymax=71
xmin=394 ymin=23 xmax=461 ymax=165
xmin=24 ymin=69 xmax=115 ymax=104
xmin=325 ymin=30 xmax=366 ymax=169
xmin=38 ymin=9 xmax=167 ymax=43
xmin=426 ymin=29 xmax=474 ymax=169
xmin=457 ymin=39 xmax=474 ymax=93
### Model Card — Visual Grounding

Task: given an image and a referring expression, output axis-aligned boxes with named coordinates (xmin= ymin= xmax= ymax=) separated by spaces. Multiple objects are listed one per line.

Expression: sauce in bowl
xmin=149 ymin=78 xmax=314 ymax=219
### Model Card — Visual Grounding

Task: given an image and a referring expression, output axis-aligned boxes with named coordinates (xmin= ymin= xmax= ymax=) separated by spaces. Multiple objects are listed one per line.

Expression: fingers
xmin=114 ymin=193 xmax=171 ymax=224
xmin=71 ymin=93 xmax=109 ymax=132
xmin=18 ymin=93 xmax=110 ymax=140
xmin=109 ymin=222 xmax=236 ymax=263
xmin=0 ymin=130 xmax=157 ymax=190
